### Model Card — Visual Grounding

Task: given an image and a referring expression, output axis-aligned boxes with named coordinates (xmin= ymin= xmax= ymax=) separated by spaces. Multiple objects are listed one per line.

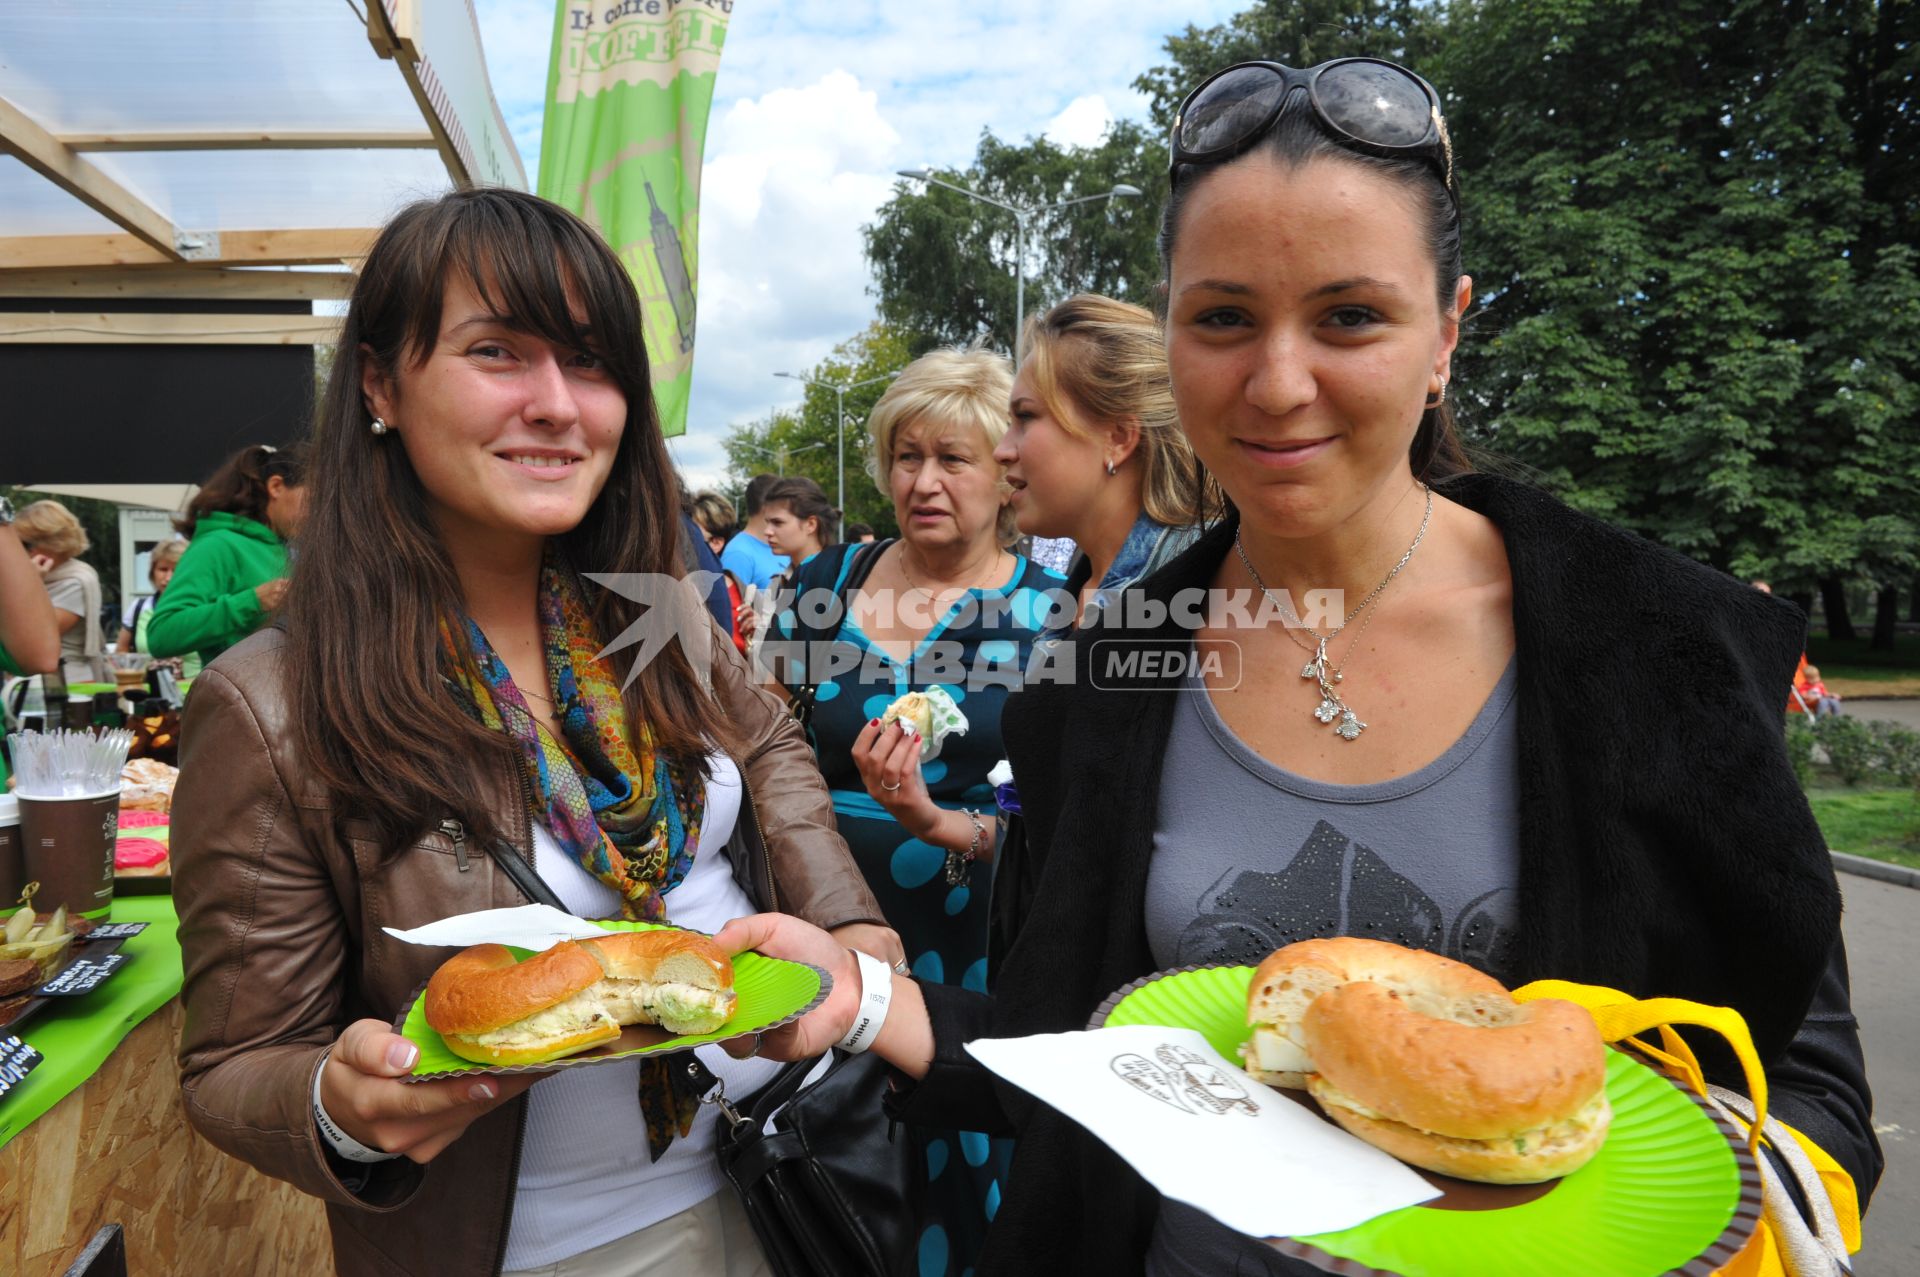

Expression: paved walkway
xmin=1840 ymin=871 xmax=1918 ymax=1274
xmin=1849 ymin=698 xmax=1920 ymax=731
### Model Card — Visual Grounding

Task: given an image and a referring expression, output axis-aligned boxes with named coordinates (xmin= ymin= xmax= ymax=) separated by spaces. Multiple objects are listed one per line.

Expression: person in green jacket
xmin=149 ymin=443 xmax=309 ymax=666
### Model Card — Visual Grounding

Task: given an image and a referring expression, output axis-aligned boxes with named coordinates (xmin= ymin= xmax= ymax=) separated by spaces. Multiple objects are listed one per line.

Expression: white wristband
xmin=312 ymin=1054 xmax=401 ymax=1165
xmin=835 ymin=949 xmax=894 ymax=1055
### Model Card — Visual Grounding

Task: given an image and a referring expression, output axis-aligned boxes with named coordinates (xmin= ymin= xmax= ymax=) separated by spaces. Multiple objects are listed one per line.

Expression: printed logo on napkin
xmin=0 ymin=1035 xmax=43 ymax=1099
xmin=1112 ymin=1044 xmax=1261 ymax=1116
xmin=967 ymin=1025 xmax=1439 ymax=1240
xmin=38 ymin=952 xmax=128 ymax=996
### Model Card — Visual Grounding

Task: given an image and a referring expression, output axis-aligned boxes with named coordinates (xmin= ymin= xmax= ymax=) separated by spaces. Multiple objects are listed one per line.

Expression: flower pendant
xmin=1313 ymin=699 xmax=1341 ymax=724
xmin=1335 ymin=710 xmax=1367 ymax=740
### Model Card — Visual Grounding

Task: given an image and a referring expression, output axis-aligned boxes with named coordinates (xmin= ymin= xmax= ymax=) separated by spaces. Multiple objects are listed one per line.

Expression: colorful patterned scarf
xmin=443 ymin=550 xmax=710 ymax=1157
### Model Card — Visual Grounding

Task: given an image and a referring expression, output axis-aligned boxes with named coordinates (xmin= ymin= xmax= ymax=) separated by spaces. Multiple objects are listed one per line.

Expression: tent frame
xmin=0 ymin=2 xmax=493 ymax=316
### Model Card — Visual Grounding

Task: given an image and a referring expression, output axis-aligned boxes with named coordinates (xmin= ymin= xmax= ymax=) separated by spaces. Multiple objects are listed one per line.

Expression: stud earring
xmin=1104 ymin=459 xmax=1118 ymax=476
xmin=370 ymin=418 xmax=390 ymax=435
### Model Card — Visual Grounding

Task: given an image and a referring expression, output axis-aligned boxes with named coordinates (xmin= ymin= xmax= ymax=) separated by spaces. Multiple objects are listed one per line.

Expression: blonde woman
xmin=15 ymin=499 xmax=105 ymax=684
xmin=995 ymin=294 xmax=1215 ymax=636
xmin=118 ymin=540 xmax=203 ymax=678
xmin=766 ymin=346 xmax=1065 ymax=1277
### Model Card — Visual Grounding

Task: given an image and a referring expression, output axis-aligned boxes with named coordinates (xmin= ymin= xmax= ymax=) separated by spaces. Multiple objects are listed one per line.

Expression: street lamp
xmin=736 ymin=440 xmax=826 ymax=476
xmin=896 ymin=168 xmax=1143 ymax=363
xmin=774 ymin=368 xmax=902 ymax=514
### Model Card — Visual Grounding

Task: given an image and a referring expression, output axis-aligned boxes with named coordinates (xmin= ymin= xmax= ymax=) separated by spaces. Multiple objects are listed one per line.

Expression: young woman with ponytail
xmin=147 ymin=442 xmax=309 ymax=665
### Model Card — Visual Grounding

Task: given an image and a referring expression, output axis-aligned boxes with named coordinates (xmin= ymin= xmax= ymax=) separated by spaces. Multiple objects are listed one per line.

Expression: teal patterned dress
xmin=771 ymin=542 xmax=1067 ymax=1277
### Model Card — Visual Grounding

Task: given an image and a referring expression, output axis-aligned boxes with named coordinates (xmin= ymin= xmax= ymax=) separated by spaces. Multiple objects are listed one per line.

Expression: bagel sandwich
xmin=423 ymin=930 xmax=738 ymax=1067
xmin=880 ymin=692 xmax=936 ymax=737
xmin=1242 ymin=937 xmax=1609 ymax=1184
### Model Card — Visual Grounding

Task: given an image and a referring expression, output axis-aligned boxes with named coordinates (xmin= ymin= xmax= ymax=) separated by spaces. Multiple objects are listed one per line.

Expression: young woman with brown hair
xmin=758 ymin=475 xmax=838 ymax=571
xmin=171 ymin=188 xmax=899 ymax=1277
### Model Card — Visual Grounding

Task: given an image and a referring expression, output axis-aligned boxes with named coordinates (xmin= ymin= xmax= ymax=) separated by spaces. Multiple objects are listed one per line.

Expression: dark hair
xmin=743 ymin=473 xmax=780 ymax=517
xmin=845 ymin=522 xmax=875 ymax=541
xmin=176 ymin=442 xmax=309 ymax=537
xmin=1159 ymin=88 xmax=1471 ymax=490
xmin=762 ymin=476 xmax=839 ymax=550
xmin=284 ymin=187 xmax=735 ymax=855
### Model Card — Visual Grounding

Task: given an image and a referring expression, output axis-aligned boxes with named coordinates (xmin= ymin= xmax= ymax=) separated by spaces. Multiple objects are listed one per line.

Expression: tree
xmin=862 ymin=123 xmax=1163 ymax=354
xmin=723 ymin=322 xmax=916 ymax=538
xmin=1134 ymin=0 xmax=1443 ymax=130
xmin=1435 ymin=0 xmax=1919 ymax=638
xmin=1127 ymin=2 xmax=1920 ymax=636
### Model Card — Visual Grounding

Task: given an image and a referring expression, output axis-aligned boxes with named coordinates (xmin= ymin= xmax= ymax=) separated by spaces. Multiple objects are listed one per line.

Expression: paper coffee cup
xmin=18 ymin=789 xmax=120 ymax=919
xmin=0 ymin=795 xmax=21 ymax=915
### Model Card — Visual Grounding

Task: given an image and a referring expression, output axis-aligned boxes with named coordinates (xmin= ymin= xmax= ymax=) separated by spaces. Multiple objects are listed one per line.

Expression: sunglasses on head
xmin=1170 ymin=57 xmax=1454 ymax=199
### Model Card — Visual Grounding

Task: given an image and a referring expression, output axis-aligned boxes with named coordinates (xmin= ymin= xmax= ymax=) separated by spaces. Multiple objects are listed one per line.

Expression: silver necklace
xmin=1234 ymin=483 xmax=1433 ymax=741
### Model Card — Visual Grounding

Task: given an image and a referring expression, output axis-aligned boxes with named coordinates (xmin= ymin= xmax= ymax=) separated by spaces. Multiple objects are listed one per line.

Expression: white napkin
xmin=966 ymin=1025 xmax=1439 ymax=1239
xmin=382 ymin=904 xmax=609 ymax=952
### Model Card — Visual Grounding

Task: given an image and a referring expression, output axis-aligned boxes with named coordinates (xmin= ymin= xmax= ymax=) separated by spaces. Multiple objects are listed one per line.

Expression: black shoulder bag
xmin=479 ymin=719 xmax=920 ymax=1277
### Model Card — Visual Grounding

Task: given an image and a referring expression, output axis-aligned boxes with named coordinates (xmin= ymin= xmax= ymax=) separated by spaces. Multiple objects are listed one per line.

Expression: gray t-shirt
xmin=1143 ymin=660 xmax=1522 ymax=1277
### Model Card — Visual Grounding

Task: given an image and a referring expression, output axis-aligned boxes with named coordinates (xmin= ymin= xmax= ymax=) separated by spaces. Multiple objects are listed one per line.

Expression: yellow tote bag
xmin=1513 ymin=980 xmax=1860 ymax=1277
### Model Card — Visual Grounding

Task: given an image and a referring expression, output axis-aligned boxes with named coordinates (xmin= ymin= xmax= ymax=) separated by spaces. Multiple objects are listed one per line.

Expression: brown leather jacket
xmin=173 ymin=626 xmax=885 ymax=1277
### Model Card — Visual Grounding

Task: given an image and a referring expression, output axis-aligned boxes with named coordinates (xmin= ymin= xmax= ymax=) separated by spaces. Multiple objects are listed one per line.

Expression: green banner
xmin=537 ymin=0 xmax=733 ymax=437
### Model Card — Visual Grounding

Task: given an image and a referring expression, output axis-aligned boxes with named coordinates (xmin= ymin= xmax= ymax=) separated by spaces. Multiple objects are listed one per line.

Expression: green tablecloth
xmin=68 ymin=680 xmax=194 ymax=698
xmin=0 ymin=894 xmax=183 ymax=1149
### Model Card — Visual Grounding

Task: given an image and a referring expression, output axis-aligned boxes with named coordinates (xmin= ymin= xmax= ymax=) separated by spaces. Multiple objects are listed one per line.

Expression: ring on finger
xmin=881 ymin=780 xmax=902 ymax=791
xmin=892 ymin=960 xmax=911 ymax=975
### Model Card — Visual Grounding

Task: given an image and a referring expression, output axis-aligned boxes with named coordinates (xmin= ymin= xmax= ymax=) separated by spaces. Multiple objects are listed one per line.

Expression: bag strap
xmin=796 ymin=539 xmax=891 ymax=650
xmin=483 ymin=836 xmax=569 ymax=911
xmin=789 ymin=539 xmax=892 ymax=713
xmin=1513 ymin=979 xmax=1769 ymax=1152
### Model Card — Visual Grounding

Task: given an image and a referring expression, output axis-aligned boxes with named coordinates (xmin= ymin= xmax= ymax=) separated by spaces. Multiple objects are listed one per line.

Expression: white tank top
xmin=502 ymin=752 xmax=784 ymax=1270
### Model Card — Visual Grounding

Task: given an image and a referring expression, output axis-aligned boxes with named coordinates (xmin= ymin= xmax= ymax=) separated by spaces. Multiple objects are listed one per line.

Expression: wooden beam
xmin=0 ymin=94 xmax=181 ymax=259
xmin=0 ymin=312 xmax=341 ymax=346
xmin=0 ymin=228 xmax=379 ymax=270
xmin=0 ymin=267 xmax=356 ymax=301
xmin=367 ymin=1 xmax=468 ymax=186
xmin=59 ymin=130 xmax=438 ymax=152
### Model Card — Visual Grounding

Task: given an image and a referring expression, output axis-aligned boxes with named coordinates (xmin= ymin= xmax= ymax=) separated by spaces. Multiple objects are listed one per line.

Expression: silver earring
xmin=1104 ymin=460 xmax=1118 ymax=476
xmin=370 ymin=418 xmax=389 ymax=436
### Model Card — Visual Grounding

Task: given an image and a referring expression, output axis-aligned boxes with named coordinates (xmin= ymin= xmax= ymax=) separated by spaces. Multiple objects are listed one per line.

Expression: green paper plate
xmin=1093 ymin=965 xmax=1762 ymax=1277
xmin=394 ymin=920 xmax=828 ymax=1081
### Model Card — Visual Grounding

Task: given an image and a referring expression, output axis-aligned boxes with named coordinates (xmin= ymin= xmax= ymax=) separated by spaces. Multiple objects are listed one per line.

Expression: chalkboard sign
xmin=0 ymin=1035 xmax=42 ymax=1099
xmin=84 ymin=923 xmax=149 ymax=942
xmin=38 ymin=953 xmax=128 ymax=997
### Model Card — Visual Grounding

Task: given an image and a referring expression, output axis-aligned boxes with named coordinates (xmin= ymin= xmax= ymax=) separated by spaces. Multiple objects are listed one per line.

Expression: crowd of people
xmin=0 ymin=51 xmax=1881 ymax=1277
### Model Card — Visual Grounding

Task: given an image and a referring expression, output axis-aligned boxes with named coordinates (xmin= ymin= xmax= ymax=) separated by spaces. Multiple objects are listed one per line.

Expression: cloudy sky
xmin=469 ymin=0 xmax=1243 ymax=489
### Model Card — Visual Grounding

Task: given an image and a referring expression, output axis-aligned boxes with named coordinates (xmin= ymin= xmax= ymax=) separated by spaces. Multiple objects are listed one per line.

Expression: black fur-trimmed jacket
xmin=890 ymin=472 xmax=1880 ymax=1276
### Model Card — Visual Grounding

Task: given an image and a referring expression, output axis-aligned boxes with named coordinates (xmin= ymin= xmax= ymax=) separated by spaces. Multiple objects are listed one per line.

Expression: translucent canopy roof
xmin=0 ymin=0 xmax=525 ymax=271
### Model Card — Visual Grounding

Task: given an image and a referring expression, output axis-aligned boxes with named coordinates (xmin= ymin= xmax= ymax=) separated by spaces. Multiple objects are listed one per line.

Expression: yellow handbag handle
xmin=1513 ymin=979 xmax=1862 ymax=1269
xmin=1513 ymin=979 xmax=1768 ymax=1152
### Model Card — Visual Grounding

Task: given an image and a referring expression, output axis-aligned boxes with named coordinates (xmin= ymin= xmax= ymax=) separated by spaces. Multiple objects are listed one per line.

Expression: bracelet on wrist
xmin=312 ymin=1055 xmax=401 ymax=1165
xmin=835 ymin=949 xmax=895 ymax=1054
xmin=943 ymin=807 xmax=986 ymax=887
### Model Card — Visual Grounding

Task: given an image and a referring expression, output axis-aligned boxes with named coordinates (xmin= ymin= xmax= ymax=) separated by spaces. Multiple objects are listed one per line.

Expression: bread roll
xmin=1241 ymin=937 xmax=1610 ymax=1184
xmin=424 ymin=942 xmax=619 ymax=1066
xmin=1241 ymin=937 xmax=1508 ymax=1088
xmin=422 ymin=929 xmax=741 ymax=1067
xmin=577 ymin=930 xmax=738 ymax=1035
